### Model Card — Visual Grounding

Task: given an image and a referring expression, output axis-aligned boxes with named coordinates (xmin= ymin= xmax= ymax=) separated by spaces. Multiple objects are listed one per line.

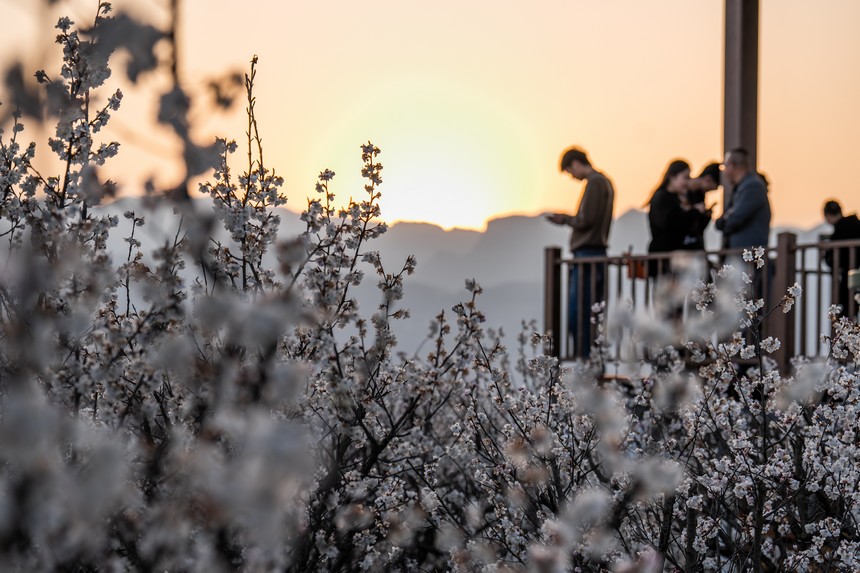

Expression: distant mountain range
xmin=368 ymin=208 xmax=831 ymax=355
xmin=91 ymin=198 xmax=832 ymax=356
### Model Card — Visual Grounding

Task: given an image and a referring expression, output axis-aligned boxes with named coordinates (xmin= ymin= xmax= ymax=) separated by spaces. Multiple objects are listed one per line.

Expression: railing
xmin=544 ymin=233 xmax=860 ymax=373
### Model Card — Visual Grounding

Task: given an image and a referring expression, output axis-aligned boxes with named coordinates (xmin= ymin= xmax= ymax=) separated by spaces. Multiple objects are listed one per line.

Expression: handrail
xmin=544 ymin=233 xmax=860 ymax=373
xmin=797 ymin=237 xmax=860 ymax=249
xmin=556 ymin=247 xmax=775 ymax=266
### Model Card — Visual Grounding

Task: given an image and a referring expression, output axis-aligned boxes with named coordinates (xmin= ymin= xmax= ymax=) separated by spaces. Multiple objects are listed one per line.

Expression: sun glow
xmin=306 ymin=77 xmax=540 ymax=231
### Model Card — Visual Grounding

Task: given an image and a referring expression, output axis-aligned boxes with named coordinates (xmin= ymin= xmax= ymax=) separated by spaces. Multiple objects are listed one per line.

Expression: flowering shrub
xmin=0 ymin=4 xmax=858 ymax=571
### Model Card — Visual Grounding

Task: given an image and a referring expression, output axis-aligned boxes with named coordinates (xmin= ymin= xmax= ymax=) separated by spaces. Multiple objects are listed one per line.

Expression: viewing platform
xmin=544 ymin=234 xmax=860 ymax=373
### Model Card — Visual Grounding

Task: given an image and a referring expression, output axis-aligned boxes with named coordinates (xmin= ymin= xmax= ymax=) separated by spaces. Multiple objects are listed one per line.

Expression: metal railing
xmin=544 ymin=233 xmax=860 ymax=372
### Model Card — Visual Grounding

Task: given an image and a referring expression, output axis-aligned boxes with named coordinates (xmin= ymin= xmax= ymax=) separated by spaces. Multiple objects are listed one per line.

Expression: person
xmin=715 ymin=148 xmax=770 ymax=249
xmin=822 ymin=199 xmax=860 ymax=315
xmin=716 ymin=148 xmax=771 ymax=302
xmin=681 ymin=162 xmax=720 ymax=250
xmin=646 ymin=159 xmax=703 ymax=276
xmin=546 ymin=147 xmax=615 ymax=359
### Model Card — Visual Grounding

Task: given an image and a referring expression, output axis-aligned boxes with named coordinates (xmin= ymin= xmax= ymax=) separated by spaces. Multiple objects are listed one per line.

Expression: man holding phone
xmin=546 ymin=147 xmax=615 ymax=359
xmin=682 ymin=162 xmax=721 ymax=250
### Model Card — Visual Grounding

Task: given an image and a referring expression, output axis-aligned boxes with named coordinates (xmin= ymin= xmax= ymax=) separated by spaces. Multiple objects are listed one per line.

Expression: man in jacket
xmin=716 ymin=148 xmax=771 ymax=303
xmin=546 ymin=147 xmax=615 ymax=360
xmin=716 ymin=148 xmax=770 ymax=249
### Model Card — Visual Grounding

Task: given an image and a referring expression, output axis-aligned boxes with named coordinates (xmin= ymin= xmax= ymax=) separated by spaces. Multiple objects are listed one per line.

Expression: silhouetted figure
xmin=823 ymin=199 xmax=860 ymax=316
xmin=646 ymin=160 xmax=703 ymax=277
xmin=682 ymin=162 xmax=720 ymax=251
xmin=546 ymin=147 xmax=615 ymax=359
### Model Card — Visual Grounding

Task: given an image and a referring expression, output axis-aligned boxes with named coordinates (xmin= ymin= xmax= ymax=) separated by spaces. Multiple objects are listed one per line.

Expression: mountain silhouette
xmin=51 ymin=198 xmax=835 ymax=357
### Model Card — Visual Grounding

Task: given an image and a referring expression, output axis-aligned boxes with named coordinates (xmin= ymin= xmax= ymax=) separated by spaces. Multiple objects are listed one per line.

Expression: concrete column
xmin=723 ymin=0 xmax=759 ymax=205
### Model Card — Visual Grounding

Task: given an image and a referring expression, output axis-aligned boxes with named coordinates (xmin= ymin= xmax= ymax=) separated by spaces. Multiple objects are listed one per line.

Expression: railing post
xmin=769 ymin=232 xmax=797 ymax=374
xmin=544 ymin=247 xmax=562 ymax=358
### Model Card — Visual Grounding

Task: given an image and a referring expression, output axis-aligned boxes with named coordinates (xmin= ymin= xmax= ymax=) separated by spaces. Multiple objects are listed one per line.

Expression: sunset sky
xmin=3 ymin=0 xmax=860 ymax=231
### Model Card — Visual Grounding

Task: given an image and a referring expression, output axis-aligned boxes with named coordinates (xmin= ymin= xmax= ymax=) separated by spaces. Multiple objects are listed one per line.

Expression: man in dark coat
xmin=716 ymin=149 xmax=770 ymax=249
xmin=716 ymin=148 xmax=772 ymax=303
xmin=682 ymin=162 xmax=720 ymax=250
xmin=823 ymin=200 xmax=860 ymax=315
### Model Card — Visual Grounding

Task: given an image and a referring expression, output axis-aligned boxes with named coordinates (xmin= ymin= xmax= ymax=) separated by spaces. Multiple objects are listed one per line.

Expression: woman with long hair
xmin=647 ymin=159 xmax=698 ymax=276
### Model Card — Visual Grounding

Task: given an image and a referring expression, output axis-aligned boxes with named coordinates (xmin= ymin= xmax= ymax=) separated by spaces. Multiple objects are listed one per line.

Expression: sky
xmin=2 ymin=0 xmax=860 ymax=231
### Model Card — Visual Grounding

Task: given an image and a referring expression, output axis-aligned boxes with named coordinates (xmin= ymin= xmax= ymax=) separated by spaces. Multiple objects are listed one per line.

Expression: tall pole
xmin=723 ymin=0 xmax=759 ymax=205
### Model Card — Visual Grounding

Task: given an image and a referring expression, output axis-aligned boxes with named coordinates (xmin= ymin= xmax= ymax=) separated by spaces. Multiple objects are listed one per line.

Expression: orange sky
xmin=3 ymin=0 xmax=860 ymax=230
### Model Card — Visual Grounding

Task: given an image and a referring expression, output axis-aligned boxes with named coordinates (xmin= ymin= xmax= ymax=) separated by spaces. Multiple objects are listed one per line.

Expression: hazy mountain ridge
xmin=91 ymin=198 xmax=832 ymax=354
